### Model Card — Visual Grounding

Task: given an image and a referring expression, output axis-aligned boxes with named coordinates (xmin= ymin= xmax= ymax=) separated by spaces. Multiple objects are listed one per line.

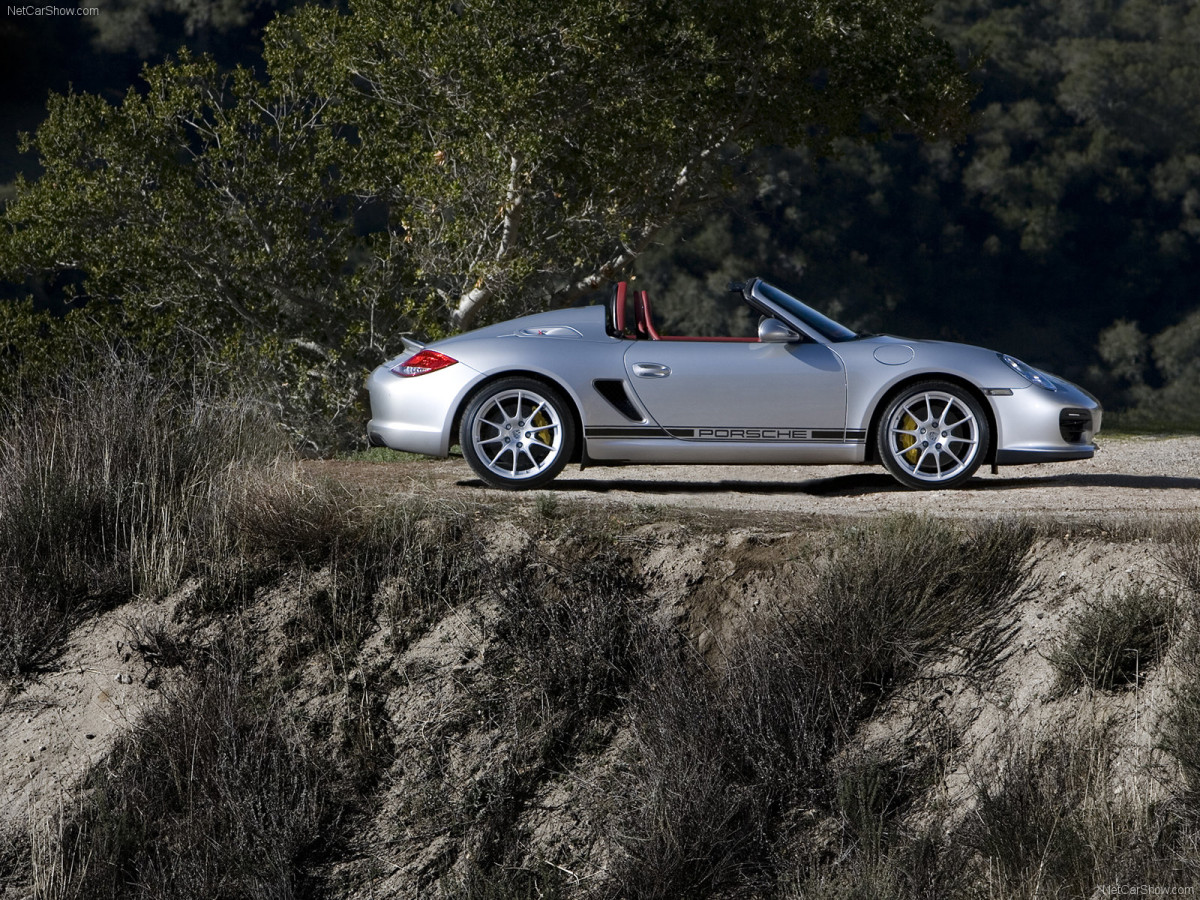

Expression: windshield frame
xmin=748 ymin=279 xmax=859 ymax=343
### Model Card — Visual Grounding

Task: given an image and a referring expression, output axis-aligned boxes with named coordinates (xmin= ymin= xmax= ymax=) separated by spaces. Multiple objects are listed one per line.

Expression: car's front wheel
xmin=878 ymin=381 xmax=989 ymax=489
xmin=460 ymin=377 xmax=576 ymax=489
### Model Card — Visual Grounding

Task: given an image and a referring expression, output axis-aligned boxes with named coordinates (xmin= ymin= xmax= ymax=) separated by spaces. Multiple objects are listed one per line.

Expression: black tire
xmin=459 ymin=377 xmax=576 ymax=489
xmin=877 ymin=380 xmax=989 ymax=489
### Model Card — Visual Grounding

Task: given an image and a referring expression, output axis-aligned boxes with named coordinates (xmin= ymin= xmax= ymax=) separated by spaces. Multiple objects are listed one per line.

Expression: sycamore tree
xmin=283 ymin=0 xmax=973 ymax=329
xmin=1 ymin=0 xmax=972 ymax=447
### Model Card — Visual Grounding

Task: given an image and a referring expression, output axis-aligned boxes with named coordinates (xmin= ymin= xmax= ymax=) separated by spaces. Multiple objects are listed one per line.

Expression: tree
xmin=1096 ymin=311 xmax=1200 ymax=429
xmin=640 ymin=0 xmax=1200 ymax=401
xmin=283 ymin=0 xmax=973 ymax=329
xmin=86 ymin=0 xmax=280 ymax=58
xmin=1 ymin=0 xmax=972 ymax=446
xmin=1 ymin=52 xmax=395 ymax=447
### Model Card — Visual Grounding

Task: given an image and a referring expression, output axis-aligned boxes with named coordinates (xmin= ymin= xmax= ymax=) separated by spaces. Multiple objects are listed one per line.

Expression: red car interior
xmin=611 ymin=281 xmax=758 ymax=342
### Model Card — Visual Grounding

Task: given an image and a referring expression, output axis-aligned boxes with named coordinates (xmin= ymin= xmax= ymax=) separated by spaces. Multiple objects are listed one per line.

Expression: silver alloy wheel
xmin=884 ymin=388 xmax=981 ymax=485
xmin=469 ymin=387 xmax=565 ymax=482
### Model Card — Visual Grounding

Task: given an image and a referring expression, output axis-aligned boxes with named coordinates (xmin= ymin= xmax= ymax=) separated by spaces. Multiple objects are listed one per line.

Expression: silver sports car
xmin=367 ymin=278 xmax=1101 ymax=490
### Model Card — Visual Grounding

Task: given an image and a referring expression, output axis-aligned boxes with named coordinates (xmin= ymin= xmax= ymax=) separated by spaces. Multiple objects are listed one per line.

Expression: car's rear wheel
xmin=878 ymin=381 xmax=989 ymax=489
xmin=460 ymin=377 xmax=576 ymax=489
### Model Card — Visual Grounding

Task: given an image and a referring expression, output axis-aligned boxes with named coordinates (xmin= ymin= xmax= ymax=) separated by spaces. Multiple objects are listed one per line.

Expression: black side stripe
xmin=585 ymin=427 xmax=868 ymax=442
xmin=585 ymin=426 xmax=673 ymax=438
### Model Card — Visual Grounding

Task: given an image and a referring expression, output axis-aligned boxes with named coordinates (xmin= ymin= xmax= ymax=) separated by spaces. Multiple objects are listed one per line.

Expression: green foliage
xmin=2 ymin=0 xmax=971 ymax=446
xmin=2 ymin=50 xmax=405 ymax=448
xmin=85 ymin=0 xmax=280 ymax=58
xmin=281 ymin=0 xmax=972 ymax=330
xmin=639 ymin=0 xmax=1200 ymax=424
xmin=1101 ymin=307 xmax=1200 ymax=429
xmin=0 ymin=299 xmax=100 ymax=402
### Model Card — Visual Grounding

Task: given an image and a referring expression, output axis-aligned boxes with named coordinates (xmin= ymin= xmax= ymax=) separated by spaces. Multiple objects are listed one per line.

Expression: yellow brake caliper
xmin=899 ymin=414 xmax=919 ymax=464
xmin=533 ymin=411 xmax=552 ymax=446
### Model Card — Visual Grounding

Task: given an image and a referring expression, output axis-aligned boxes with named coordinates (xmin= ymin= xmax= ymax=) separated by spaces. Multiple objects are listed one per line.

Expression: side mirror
xmin=758 ymin=318 xmax=801 ymax=343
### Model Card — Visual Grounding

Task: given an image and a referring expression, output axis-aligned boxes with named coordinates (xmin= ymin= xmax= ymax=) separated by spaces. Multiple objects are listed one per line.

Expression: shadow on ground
xmin=457 ymin=472 xmax=1200 ymax=497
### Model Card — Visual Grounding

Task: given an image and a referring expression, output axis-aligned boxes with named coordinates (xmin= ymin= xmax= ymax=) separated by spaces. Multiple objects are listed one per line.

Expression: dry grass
xmin=30 ymin=633 xmax=326 ymax=900
xmin=599 ymin=516 xmax=1035 ymax=899
xmin=959 ymin=727 xmax=1199 ymax=898
xmin=1049 ymin=586 xmax=1178 ymax=692
xmin=0 ymin=363 xmax=280 ymax=675
xmin=6 ymin=378 xmax=1200 ymax=900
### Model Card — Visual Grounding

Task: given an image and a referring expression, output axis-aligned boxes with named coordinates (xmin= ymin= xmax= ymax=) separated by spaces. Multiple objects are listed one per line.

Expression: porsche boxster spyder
xmin=367 ymin=279 xmax=1101 ymax=490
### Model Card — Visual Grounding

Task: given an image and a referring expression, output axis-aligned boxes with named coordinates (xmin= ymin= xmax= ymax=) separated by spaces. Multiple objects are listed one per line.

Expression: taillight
xmin=391 ymin=350 xmax=458 ymax=377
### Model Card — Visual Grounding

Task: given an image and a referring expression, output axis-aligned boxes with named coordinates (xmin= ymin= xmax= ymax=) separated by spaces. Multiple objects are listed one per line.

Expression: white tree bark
xmin=451 ymin=153 xmax=524 ymax=330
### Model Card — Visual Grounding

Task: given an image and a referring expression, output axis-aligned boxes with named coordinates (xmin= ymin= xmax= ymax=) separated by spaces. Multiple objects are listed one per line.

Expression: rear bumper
xmin=365 ymin=357 xmax=482 ymax=457
xmin=366 ymin=418 xmax=449 ymax=456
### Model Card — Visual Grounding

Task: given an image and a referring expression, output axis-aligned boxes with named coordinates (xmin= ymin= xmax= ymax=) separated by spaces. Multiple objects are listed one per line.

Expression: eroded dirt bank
xmin=4 ymin=482 xmax=1197 ymax=898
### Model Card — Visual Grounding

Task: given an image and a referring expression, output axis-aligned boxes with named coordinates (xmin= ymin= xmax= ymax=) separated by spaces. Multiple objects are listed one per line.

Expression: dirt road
xmin=309 ymin=434 xmax=1200 ymax=522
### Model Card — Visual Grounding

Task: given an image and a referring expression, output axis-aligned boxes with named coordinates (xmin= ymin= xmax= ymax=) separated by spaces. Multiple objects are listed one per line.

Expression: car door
xmin=622 ymin=339 xmax=848 ymax=442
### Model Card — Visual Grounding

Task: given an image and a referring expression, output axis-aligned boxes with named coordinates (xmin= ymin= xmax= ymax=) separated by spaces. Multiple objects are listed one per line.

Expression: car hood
xmin=849 ymin=333 xmax=1089 ymax=393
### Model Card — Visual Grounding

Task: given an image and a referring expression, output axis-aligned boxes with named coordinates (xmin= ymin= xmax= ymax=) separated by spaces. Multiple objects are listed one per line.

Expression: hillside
xmin=3 ymin=460 xmax=1199 ymax=898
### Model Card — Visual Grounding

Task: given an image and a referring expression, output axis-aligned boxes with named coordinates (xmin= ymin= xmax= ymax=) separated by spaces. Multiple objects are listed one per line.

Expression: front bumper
xmin=995 ymin=447 xmax=1096 ymax=465
xmin=990 ymin=379 xmax=1102 ymax=465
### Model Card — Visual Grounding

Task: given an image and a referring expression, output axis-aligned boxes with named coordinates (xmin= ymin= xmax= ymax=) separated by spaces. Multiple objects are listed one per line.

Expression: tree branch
xmin=451 ymin=152 xmax=524 ymax=330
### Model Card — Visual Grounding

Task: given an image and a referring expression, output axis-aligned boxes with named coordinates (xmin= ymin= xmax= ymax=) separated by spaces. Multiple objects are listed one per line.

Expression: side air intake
xmin=593 ymin=379 xmax=643 ymax=421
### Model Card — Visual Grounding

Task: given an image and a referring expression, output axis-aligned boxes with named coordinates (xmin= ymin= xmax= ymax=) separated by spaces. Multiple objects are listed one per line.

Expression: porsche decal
xmin=586 ymin=426 xmax=867 ymax=442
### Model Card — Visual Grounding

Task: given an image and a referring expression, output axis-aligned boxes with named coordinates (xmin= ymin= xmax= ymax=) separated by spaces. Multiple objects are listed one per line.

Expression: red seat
xmin=634 ymin=290 xmax=661 ymax=340
xmin=633 ymin=288 xmax=758 ymax=341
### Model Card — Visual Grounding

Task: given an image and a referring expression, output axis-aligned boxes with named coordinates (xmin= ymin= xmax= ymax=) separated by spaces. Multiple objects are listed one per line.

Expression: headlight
xmin=998 ymin=354 xmax=1058 ymax=391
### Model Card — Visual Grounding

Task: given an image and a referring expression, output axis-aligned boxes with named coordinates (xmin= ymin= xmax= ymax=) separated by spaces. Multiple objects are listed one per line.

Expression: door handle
xmin=632 ymin=363 xmax=671 ymax=378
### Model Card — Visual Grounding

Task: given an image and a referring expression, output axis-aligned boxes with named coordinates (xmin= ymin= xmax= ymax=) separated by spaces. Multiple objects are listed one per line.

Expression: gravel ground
xmin=310 ymin=434 xmax=1200 ymax=523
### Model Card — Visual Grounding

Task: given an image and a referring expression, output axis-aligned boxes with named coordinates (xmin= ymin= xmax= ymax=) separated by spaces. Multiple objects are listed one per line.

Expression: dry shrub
xmin=1165 ymin=630 xmax=1200 ymax=810
xmin=188 ymin=471 xmax=356 ymax=614
xmin=1163 ymin=523 xmax=1200 ymax=598
xmin=371 ymin=503 xmax=485 ymax=645
xmin=1050 ymin=586 xmax=1177 ymax=692
xmin=486 ymin=543 xmax=647 ymax=731
xmin=601 ymin=516 xmax=1034 ymax=899
xmin=811 ymin=516 xmax=1034 ymax=698
xmin=405 ymin=539 xmax=652 ymax=883
xmin=32 ymin=632 xmax=326 ymax=900
xmin=966 ymin=736 xmax=1102 ymax=895
xmin=961 ymin=728 xmax=1197 ymax=899
xmin=0 ymin=363 xmax=279 ymax=674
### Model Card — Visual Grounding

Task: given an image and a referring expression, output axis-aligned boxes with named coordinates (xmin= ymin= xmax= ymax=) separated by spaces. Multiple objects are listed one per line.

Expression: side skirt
xmin=583 ymin=430 xmax=867 ymax=465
